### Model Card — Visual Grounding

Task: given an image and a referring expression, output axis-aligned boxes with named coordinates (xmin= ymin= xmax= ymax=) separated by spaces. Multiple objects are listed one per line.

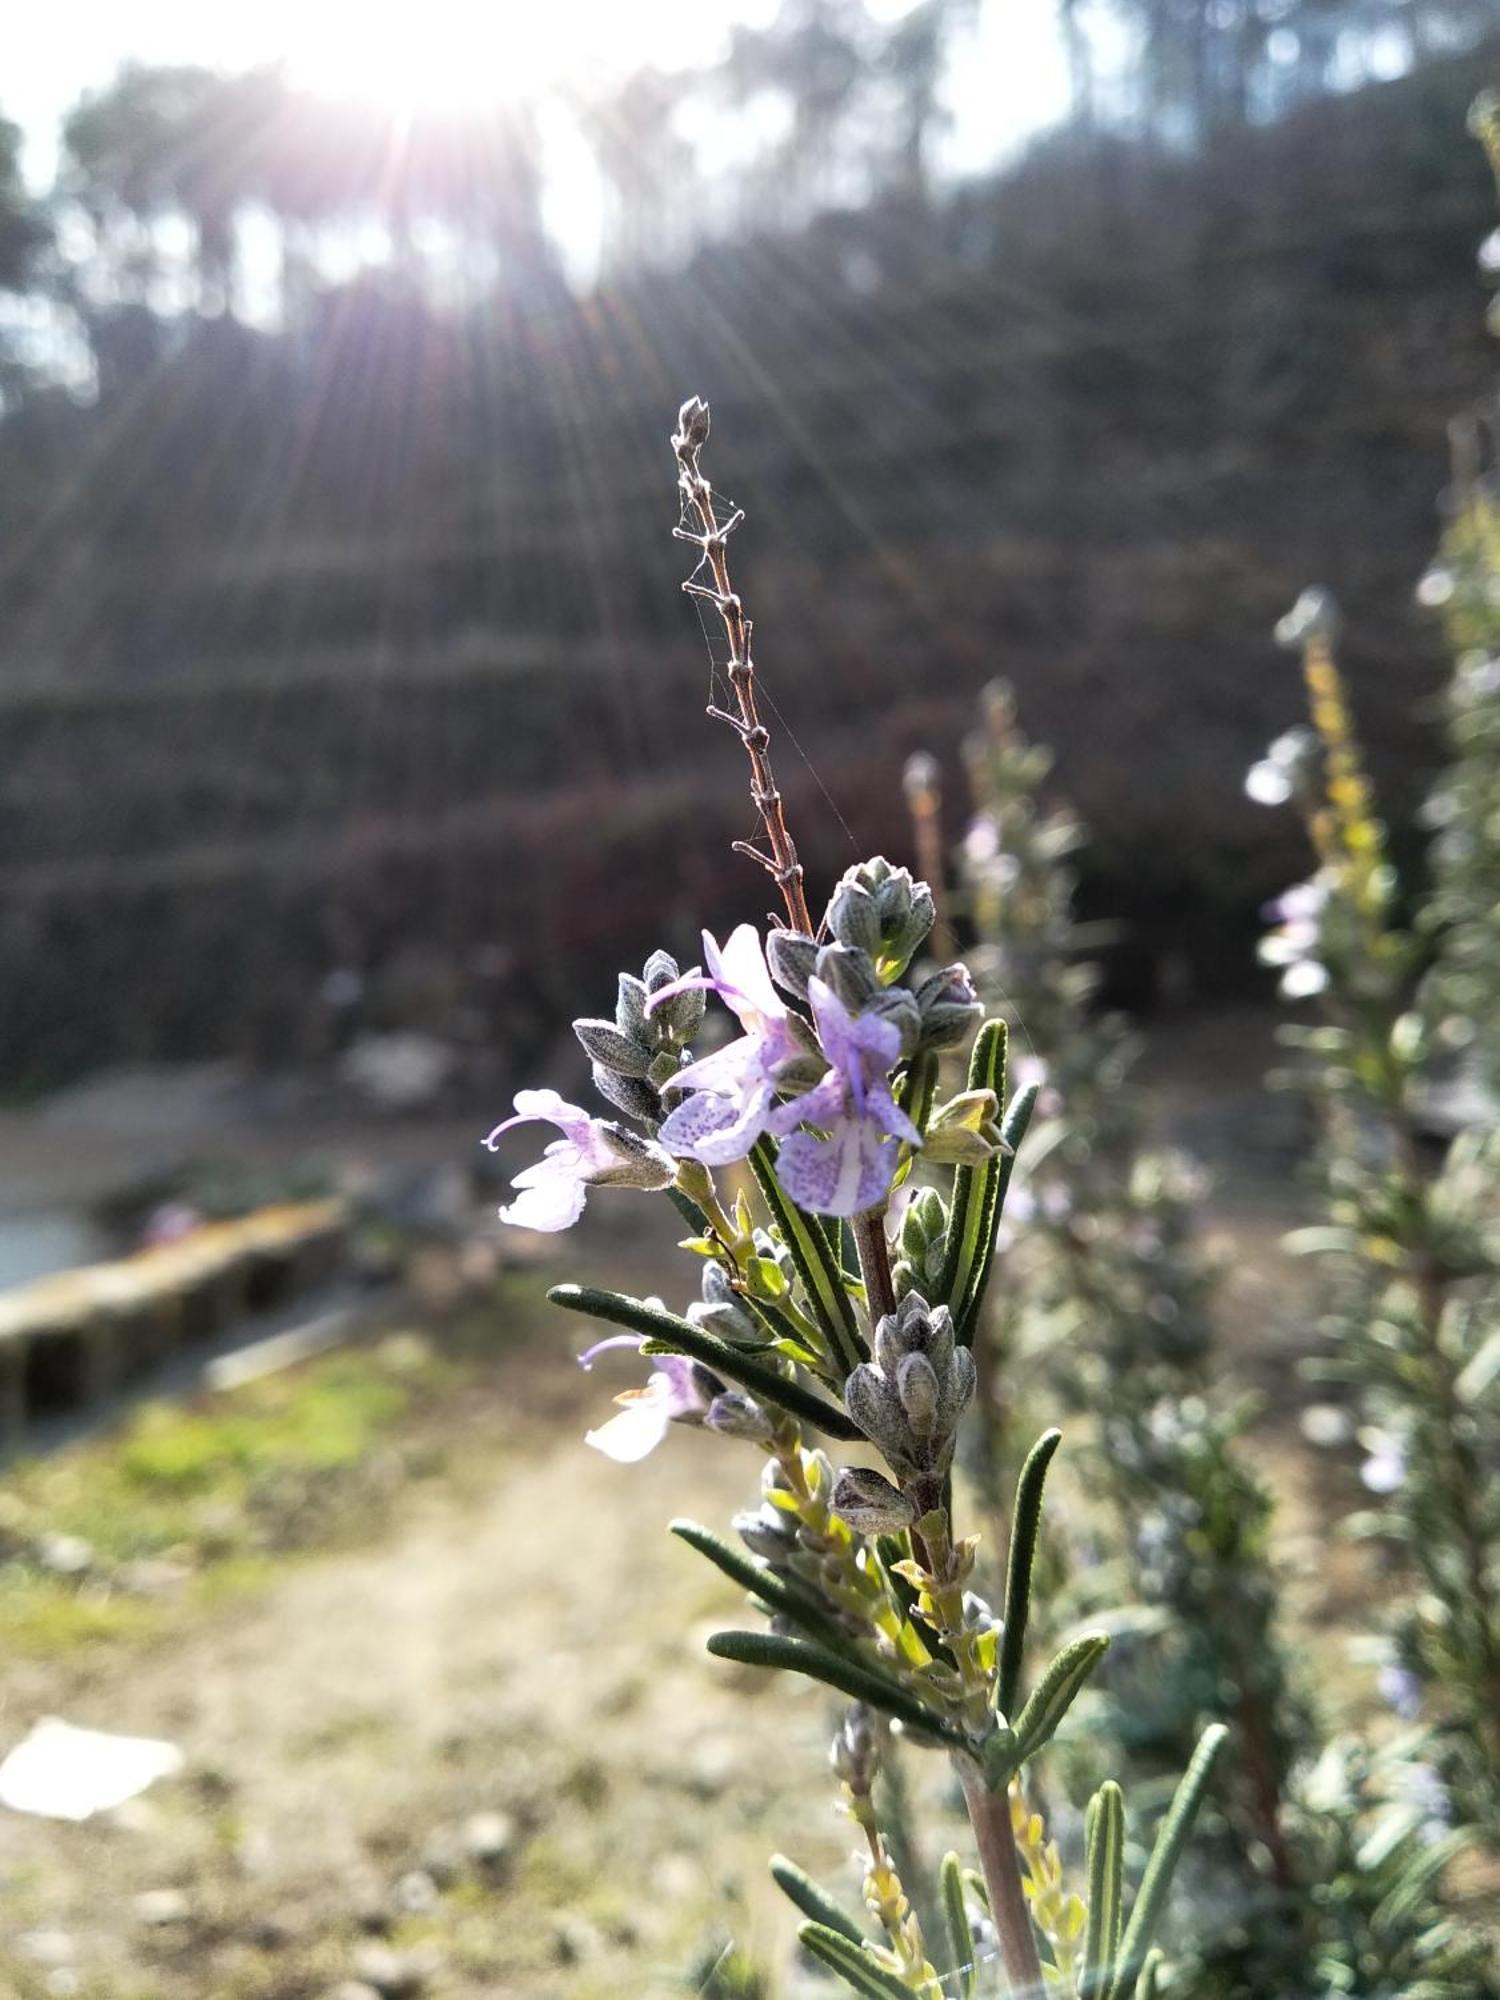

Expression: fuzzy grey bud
xmin=616 ymin=973 xmax=649 ymax=1037
xmin=676 ymin=396 xmax=711 ymax=452
xmin=866 ymin=986 xmax=922 ymax=1059
xmin=643 ymin=949 xmax=679 ymax=993
xmin=583 ymin=1122 xmax=678 ymax=1191
xmin=830 ymin=1704 xmax=880 ymax=1793
xmin=590 ymin=1063 xmax=659 ymax=1124
xmin=826 ymin=880 xmax=883 ymax=957
xmin=914 ymin=963 xmax=983 ymax=1052
xmin=766 ymin=930 xmax=818 ymax=1000
xmin=821 ymin=859 xmax=936 ymax=982
xmin=705 ymin=1392 xmax=777 ymax=1446
xmin=734 ymin=1506 xmax=797 ymax=1563
xmin=689 ymin=1267 xmax=761 ymax=1347
xmin=652 ymin=982 xmax=706 ymax=1047
xmin=814 ymin=942 xmax=880 ymax=1012
xmin=854 ymin=1292 xmax=967 ymax=1477
xmin=843 ymin=1364 xmax=910 ymax=1465
xmin=830 ymin=1466 xmax=917 ymax=1535
xmin=896 ymin=1352 xmax=941 ymax=1440
xmin=901 ymin=1188 xmax=947 ymax=1262
xmin=574 ymin=1017 xmax=653 ymax=1078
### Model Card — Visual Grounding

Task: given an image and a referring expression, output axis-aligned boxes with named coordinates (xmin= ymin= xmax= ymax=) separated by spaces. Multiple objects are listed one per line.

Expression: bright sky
xmin=8 ymin=0 xmax=1074 ymax=268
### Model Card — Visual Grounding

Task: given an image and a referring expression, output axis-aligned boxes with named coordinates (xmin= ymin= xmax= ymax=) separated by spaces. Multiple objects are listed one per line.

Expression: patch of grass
xmin=0 ymin=1335 xmax=464 ymax=1659
xmin=0 ymin=1568 xmax=165 ymax=1656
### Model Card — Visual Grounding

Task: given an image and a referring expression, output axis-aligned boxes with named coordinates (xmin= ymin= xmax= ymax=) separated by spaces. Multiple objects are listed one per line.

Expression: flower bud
xmin=735 ymin=1506 xmax=797 ymax=1563
xmin=676 ymin=396 xmax=711 ymax=451
xmin=896 ymin=1352 xmax=941 ymax=1439
xmin=828 ymin=858 xmax=935 ymax=981
xmin=590 ymin=1064 xmax=659 ymax=1124
xmin=923 ymin=1089 xmax=1006 ymax=1167
xmin=814 ymin=942 xmax=880 ymax=1013
xmin=913 ymin=963 xmax=982 ymax=1052
xmin=825 ymin=880 xmax=883 ymax=957
xmin=830 ymin=1465 xmax=916 ymax=1535
xmin=615 ymin=973 xmax=649 ymax=1038
xmin=901 ymin=1187 xmax=947 ymax=1262
xmin=574 ymin=1016 xmax=653 ymax=1078
xmin=766 ymin=929 xmax=818 ymax=1000
xmin=705 ymin=1391 xmax=777 ymax=1445
xmin=830 ymin=1703 xmax=880 ymax=1793
xmin=865 ymin=986 xmax=922 ymax=1059
xmin=584 ymin=1123 xmax=678 ymax=1191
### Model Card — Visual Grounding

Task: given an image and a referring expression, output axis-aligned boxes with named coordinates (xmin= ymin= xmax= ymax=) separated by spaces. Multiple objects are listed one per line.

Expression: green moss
xmin=0 ymin=1338 xmax=464 ymax=1658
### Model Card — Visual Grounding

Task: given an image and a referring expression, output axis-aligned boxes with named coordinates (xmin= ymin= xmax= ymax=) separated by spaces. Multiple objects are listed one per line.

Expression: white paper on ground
xmin=0 ymin=1718 xmax=184 ymax=1821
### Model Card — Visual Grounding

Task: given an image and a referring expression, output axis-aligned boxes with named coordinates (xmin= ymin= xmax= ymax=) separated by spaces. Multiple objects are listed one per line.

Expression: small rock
xmin=135 ymin=1888 xmax=190 ymax=1927
xmin=553 ymin=1913 xmax=606 ymax=1965
xmin=462 ymin=1809 xmax=516 ymax=1868
xmin=38 ymin=1534 xmax=94 ymax=1577
xmin=249 ymin=1913 xmax=294 ymax=1950
xmin=18 ymin=1930 xmax=75 ymax=1967
xmin=352 ymin=1942 xmax=439 ymax=1996
xmin=391 ymin=1869 xmax=439 ymax=1916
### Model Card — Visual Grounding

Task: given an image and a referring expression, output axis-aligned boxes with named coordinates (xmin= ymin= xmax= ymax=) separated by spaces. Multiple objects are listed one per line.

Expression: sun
xmin=286 ymin=2 xmax=559 ymax=114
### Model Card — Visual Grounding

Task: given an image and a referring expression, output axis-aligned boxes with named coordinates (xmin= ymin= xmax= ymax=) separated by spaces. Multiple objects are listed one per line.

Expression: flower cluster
xmin=471 ymin=397 xmax=1226 ymax=2000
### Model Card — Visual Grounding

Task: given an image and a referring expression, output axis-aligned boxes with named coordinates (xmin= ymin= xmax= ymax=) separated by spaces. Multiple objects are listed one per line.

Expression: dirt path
xmin=0 ymin=1316 xmax=881 ymax=2000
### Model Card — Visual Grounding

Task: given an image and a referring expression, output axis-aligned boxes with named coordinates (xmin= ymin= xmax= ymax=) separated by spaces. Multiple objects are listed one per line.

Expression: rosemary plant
xmin=1251 ymin=585 xmax=1500 ymax=1858
xmin=941 ymin=674 xmax=1497 ymax=1993
xmin=483 ymin=399 xmax=1224 ymax=1998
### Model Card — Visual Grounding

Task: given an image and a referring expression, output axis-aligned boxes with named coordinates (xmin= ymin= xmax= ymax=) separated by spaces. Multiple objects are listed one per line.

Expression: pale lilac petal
xmin=669 ymin=1035 xmax=763 ymax=1097
xmin=483 ymin=1088 xmax=592 ymax=1151
xmin=866 ymin=1077 xmax=922 ymax=1148
xmin=498 ymin=1171 xmax=587 ymax=1232
xmin=777 ymin=1123 xmax=899 ymax=1218
xmin=660 ymin=1083 xmax=774 ymax=1164
xmin=578 ymin=1335 xmax=645 ymax=1370
xmin=715 ymin=924 xmax=785 ymax=1026
xmin=585 ymin=1398 xmax=674 ymax=1463
xmin=766 ymin=1071 xmax=846 ymax=1137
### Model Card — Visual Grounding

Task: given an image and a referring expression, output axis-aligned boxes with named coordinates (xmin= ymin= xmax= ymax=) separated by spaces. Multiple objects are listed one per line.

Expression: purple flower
xmin=1259 ymin=877 xmax=1330 ymax=1000
xmin=1378 ymin=1663 xmax=1423 ymax=1721
xmin=483 ymin=1089 xmax=674 ymax=1232
xmin=651 ymin=926 xmax=801 ymax=1166
xmin=577 ymin=1334 xmax=716 ymax=1462
xmin=1360 ymin=1431 xmax=1406 ymax=1495
xmin=766 ymin=977 xmax=921 ymax=1217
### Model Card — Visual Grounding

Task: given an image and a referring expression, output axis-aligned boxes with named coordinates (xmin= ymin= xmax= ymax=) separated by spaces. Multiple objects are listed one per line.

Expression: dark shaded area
xmin=1 ymin=36 xmax=1497 ymax=1084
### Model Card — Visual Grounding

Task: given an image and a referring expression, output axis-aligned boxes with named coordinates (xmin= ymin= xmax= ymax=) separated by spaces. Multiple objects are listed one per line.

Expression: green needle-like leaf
xmin=1082 ymin=1781 xmax=1126 ymax=1998
xmin=997 ymin=1426 xmax=1062 ymax=1719
xmin=547 ymin=1284 xmax=862 ymax=1439
xmin=1110 ymin=1723 xmax=1230 ymax=2000
xmin=955 ymin=1077 xmax=1039 ymax=1344
xmin=705 ymin=1630 xmax=966 ymax=1746
xmin=1011 ymin=1632 xmax=1110 ymax=1764
xmin=939 ymin=1018 xmax=1007 ymax=1338
xmin=770 ymin=1856 xmax=866 ymax=1944
xmin=797 ymin=1922 xmax=919 ymax=1998
xmin=940 ymin=1850 xmax=978 ymax=1999
xmin=750 ymin=1139 xmax=867 ymax=1374
xmin=669 ymin=1520 xmax=856 ymax=1653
